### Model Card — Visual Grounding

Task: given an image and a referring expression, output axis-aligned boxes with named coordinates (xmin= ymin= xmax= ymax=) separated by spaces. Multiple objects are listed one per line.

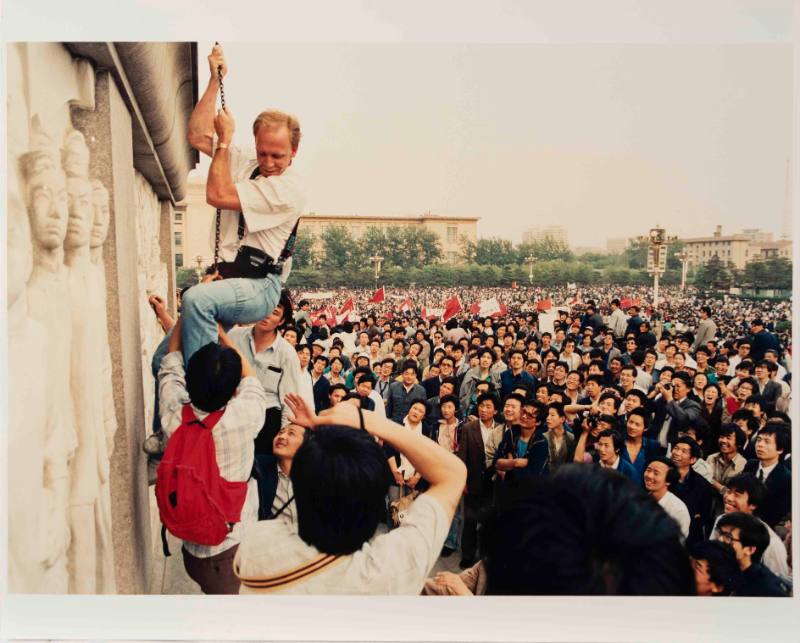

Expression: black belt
xmin=217 ymin=245 xmax=283 ymax=279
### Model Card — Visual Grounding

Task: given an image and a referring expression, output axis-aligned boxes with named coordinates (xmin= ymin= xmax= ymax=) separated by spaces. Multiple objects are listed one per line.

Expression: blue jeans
xmin=149 ymin=274 xmax=281 ymax=431
xmin=179 ymin=275 xmax=282 ymax=363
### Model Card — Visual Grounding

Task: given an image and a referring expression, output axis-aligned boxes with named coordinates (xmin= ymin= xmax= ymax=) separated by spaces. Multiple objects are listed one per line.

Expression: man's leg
xmin=179 ymin=275 xmax=281 ymax=363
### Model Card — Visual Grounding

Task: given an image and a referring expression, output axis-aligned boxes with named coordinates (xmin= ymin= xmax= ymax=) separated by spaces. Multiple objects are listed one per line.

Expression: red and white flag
xmin=398 ymin=297 xmax=413 ymax=313
xmin=536 ymin=298 xmax=552 ymax=312
xmin=369 ymin=286 xmax=385 ymax=304
xmin=338 ymin=297 xmax=354 ymax=316
xmin=441 ymin=296 xmax=462 ymax=322
xmin=424 ymin=307 xmax=444 ymax=319
xmin=469 ymin=302 xmax=481 ymax=315
xmin=477 ymin=297 xmax=502 ymax=317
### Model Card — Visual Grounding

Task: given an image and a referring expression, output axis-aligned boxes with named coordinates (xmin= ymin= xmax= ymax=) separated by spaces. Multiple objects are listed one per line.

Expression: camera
xmin=662 ymin=383 xmax=672 ymax=391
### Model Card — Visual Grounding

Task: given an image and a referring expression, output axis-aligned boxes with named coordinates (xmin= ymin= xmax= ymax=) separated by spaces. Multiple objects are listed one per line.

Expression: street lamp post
xmin=195 ymin=254 xmax=205 ymax=281
xmin=674 ymin=250 xmax=689 ymax=291
xmin=526 ymin=255 xmax=534 ymax=285
xmin=369 ymin=254 xmax=383 ymax=290
xmin=637 ymin=225 xmax=676 ymax=311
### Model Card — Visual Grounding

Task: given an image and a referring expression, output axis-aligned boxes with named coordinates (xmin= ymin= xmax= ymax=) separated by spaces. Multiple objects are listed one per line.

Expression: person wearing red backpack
xmin=157 ymin=316 xmax=267 ymax=594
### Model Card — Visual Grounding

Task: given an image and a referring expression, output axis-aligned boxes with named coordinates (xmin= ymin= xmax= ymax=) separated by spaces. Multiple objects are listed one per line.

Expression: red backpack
xmin=155 ymin=404 xmax=249 ymax=548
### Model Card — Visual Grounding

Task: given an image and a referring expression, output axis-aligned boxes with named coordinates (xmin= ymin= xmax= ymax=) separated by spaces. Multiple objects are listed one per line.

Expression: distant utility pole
xmin=370 ymin=254 xmax=383 ymax=290
xmin=674 ymin=250 xmax=689 ymax=291
xmin=526 ymin=255 xmax=534 ymax=285
xmin=637 ymin=225 xmax=675 ymax=310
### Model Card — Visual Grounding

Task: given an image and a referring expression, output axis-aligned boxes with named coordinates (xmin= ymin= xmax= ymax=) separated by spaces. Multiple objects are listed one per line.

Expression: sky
xmin=190 ymin=39 xmax=794 ymax=248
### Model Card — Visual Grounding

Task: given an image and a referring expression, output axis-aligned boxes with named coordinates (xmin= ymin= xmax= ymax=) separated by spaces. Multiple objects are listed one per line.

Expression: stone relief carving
xmin=19 ymin=138 xmax=77 ymax=593
xmin=62 ymin=129 xmax=117 ymax=594
xmin=7 ymin=164 xmax=50 ymax=593
xmin=134 ymin=170 xmax=168 ymax=439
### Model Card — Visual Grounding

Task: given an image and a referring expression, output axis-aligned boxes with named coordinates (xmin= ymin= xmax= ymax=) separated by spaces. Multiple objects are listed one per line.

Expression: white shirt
xmin=479 ymin=420 xmax=503 ymax=470
xmin=757 ymin=461 xmax=779 ymax=483
xmin=658 ymin=491 xmax=691 ymax=541
xmin=229 ymin=327 xmax=313 ymax=428
xmin=212 ymin=139 xmax=306 ymax=268
xmin=235 ymin=494 xmax=450 ymax=594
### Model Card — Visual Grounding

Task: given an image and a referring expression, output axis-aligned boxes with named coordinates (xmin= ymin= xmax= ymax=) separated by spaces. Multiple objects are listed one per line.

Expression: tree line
xmin=174 ymin=225 xmax=792 ymax=292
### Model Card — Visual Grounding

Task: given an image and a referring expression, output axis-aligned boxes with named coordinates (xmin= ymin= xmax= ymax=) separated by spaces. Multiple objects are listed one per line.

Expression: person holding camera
xmin=648 ymin=371 xmax=701 ymax=451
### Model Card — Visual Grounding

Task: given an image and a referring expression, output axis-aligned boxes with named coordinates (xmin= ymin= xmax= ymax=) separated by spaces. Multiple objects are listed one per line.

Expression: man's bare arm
xmin=206 ymin=108 xmax=242 ymax=210
xmin=187 ymin=44 xmax=227 ymax=157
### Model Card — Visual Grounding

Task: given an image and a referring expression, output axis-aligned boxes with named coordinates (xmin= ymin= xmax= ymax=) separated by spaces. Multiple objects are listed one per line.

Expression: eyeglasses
xmin=717 ymin=530 xmax=741 ymax=544
xmin=520 ymin=410 xmax=536 ymax=419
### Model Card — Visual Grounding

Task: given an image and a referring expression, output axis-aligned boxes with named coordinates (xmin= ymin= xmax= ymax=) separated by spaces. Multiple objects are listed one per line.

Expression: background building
xmin=606 ymin=238 xmax=628 ymax=254
xmin=681 ymin=225 xmax=792 ymax=270
xmin=177 ymin=177 xmax=479 ymax=268
xmin=522 ymin=225 xmax=569 ymax=245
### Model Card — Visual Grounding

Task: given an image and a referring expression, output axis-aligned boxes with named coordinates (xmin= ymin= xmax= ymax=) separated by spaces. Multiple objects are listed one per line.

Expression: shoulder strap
xmin=180 ymin=403 xmax=225 ymax=430
xmin=236 ymin=553 xmax=343 ymax=592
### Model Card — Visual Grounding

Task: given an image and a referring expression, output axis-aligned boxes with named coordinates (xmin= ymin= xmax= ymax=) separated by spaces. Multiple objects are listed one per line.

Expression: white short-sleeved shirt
xmin=210 ymin=139 xmax=306 ymax=265
xmin=658 ymin=491 xmax=691 ymax=540
xmin=234 ymin=494 xmax=450 ymax=594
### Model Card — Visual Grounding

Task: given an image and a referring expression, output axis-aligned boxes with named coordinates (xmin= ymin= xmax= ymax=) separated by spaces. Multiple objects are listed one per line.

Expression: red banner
xmin=369 ymin=286 xmax=385 ymax=304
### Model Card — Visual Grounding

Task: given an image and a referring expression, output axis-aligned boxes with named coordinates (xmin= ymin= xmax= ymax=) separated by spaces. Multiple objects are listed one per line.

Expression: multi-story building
xmin=300 ymin=211 xmax=479 ymax=264
xmin=682 ymin=225 xmax=791 ymax=270
xmin=522 ymin=225 xmax=568 ymax=246
xmin=174 ymin=177 xmax=479 ymax=269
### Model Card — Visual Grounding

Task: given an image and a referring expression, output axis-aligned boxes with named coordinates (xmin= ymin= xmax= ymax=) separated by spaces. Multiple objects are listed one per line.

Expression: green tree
xmin=360 ymin=226 xmax=389 ymax=261
xmin=693 ymin=255 xmax=732 ymax=291
xmin=176 ymin=267 xmax=199 ymax=289
xmin=475 ymin=238 xmax=516 ymax=265
xmin=320 ymin=225 xmax=356 ymax=270
xmin=739 ymin=257 xmax=792 ymax=290
xmin=291 ymin=232 xmax=315 ymax=269
xmin=382 ymin=227 xmax=442 ymax=268
xmin=460 ymin=235 xmax=477 ymax=264
xmin=624 ymin=238 xmax=648 ymax=269
xmin=527 ymin=237 xmax=573 ymax=262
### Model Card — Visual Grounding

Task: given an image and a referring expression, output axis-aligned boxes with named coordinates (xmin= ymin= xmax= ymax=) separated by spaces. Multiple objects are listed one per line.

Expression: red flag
xmin=442 ymin=296 xmax=462 ymax=322
xmin=470 ymin=302 xmax=481 ymax=315
xmin=511 ymin=281 xmax=517 ymax=289
xmin=619 ymin=297 xmax=632 ymax=310
xmin=494 ymin=302 xmax=508 ymax=317
xmin=338 ymin=298 xmax=354 ymax=316
xmin=536 ymin=298 xmax=552 ymax=312
xmin=398 ymin=298 xmax=413 ymax=313
xmin=369 ymin=286 xmax=385 ymax=304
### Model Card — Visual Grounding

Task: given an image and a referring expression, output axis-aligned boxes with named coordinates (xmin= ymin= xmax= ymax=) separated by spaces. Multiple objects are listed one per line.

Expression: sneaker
xmin=440 ymin=546 xmax=455 ymax=558
xmin=459 ymin=557 xmax=474 ymax=569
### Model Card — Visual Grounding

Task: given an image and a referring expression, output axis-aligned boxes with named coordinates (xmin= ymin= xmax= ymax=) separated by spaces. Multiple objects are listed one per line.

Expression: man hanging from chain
xmin=179 ymin=42 xmax=305 ymax=363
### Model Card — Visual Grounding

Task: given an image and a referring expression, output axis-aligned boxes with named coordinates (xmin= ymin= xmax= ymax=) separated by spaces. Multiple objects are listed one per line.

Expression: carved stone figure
xmin=90 ymin=179 xmax=118 ymax=461
xmin=7 ymin=168 xmax=50 ymax=593
xmin=63 ymin=130 xmax=116 ymax=593
xmin=20 ymin=143 xmax=77 ymax=593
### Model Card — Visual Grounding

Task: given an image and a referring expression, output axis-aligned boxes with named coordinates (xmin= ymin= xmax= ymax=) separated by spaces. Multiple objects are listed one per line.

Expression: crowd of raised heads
xmin=155 ymin=282 xmax=792 ymax=596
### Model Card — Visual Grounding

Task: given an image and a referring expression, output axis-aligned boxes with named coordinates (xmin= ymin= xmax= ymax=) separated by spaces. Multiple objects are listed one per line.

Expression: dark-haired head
xmin=291 ymin=426 xmax=392 ymax=555
xmin=483 ymin=465 xmax=694 ymax=595
xmin=185 ymin=342 xmax=242 ymax=412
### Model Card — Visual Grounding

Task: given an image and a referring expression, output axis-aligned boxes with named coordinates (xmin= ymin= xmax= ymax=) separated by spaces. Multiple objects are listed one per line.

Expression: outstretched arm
xmin=187 ymin=43 xmax=227 ymax=157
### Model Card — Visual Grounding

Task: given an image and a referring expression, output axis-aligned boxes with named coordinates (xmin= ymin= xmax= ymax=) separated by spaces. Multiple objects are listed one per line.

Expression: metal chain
xmin=213 ymin=56 xmax=225 ymax=269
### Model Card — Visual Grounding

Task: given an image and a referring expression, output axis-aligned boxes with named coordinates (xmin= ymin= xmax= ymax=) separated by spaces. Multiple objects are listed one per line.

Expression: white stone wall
xmin=6 ymin=42 xmax=167 ymax=594
xmin=134 ymin=169 xmax=169 ymax=435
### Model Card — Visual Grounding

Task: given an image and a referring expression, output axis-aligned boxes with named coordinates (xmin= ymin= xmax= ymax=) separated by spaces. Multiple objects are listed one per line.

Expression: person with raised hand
xmin=233 ymin=393 xmax=466 ymax=594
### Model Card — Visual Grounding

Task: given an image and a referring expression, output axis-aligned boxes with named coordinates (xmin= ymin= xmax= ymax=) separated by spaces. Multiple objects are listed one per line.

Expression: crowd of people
xmin=151 ymin=282 xmax=793 ymax=597
xmin=150 ymin=42 xmax=792 ymax=598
